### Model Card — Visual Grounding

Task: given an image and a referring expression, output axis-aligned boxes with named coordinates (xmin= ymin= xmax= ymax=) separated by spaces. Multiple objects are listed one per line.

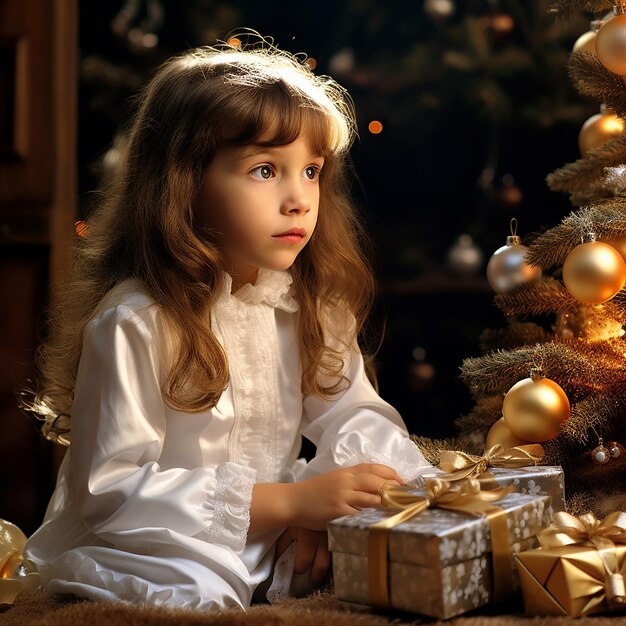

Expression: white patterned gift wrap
xmin=423 ymin=466 xmax=566 ymax=512
xmin=328 ymin=492 xmax=553 ymax=619
xmin=333 ymin=537 xmax=537 ymax=618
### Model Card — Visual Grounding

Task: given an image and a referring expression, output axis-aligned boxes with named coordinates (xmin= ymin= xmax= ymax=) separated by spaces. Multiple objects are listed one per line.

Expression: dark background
xmin=78 ymin=0 xmax=593 ymax=440
xmin=0 ymin=0 xmax=603 ymax=535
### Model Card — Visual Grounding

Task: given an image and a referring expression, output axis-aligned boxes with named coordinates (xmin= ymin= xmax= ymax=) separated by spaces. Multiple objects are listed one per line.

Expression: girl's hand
xmin=289 ymin=463 xmax=402 ymax=531
xmin=249 ymin=463 xmax=401 ymax=534
xmin=275 ymin=526 xmax=330 ymax=586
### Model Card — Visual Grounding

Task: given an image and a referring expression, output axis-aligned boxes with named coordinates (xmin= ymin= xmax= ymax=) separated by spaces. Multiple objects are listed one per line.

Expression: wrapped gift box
xmin=422 ymin=465 xmax=565 ymax=512
xmin=329 ymin=491 xmax=553 ymax=619
xmin=515 ymin=542 xmax=626 ymax=617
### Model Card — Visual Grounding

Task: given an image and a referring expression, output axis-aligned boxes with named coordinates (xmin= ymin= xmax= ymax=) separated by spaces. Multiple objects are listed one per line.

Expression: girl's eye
xmin=304 ymin=166 xmax=320 ymax=181
xmin=250 ymin=165 xmax=274 ymax=180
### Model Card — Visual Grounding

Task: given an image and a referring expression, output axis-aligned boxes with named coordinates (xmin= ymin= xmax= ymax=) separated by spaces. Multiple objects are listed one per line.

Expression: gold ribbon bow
xmin=538 ymin=511 xmax=626 ymax=604
xmin=439 ymin=444 xmax=545 ymax=484
xmin=368 ymin=478 xmax=514 ymax=609
xmin=0 ymin=519 xmax=40 ymax=605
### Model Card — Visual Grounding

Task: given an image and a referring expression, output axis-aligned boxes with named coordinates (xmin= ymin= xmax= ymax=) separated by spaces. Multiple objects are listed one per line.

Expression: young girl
xmin=23 ymin=34 xmax=431 ymax=611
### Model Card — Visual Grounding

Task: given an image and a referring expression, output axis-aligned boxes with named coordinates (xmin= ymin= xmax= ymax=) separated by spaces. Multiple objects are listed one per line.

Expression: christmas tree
xmin=414 ymin=0 xmax=626 ymax=516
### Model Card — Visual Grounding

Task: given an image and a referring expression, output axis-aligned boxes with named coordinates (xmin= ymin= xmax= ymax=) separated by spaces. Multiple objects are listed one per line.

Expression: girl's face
xmin=196 ymin=134 xmax=323 ymax=290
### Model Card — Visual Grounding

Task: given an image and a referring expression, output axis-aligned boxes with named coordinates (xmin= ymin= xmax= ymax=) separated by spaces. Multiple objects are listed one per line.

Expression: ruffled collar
xmin=217 ymin=269 xmax=299 ymax=313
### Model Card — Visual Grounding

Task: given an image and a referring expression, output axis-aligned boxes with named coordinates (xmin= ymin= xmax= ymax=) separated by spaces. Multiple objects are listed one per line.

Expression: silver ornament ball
xmin=595 ymin=448 xmax=608 ymax=463
xmin=486 ymin=236 xmax=542 ymax=293
xmin=424 ymin=0 xmax=455 ymax=19
xmin=447 ymin=234 xmax=483 ymax=275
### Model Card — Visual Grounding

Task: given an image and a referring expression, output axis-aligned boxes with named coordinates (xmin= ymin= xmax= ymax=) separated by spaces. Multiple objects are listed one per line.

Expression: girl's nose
xmin=284 ymin=202 xmax=310 ymax=215
xmin=280 ymin=179 xmax=310 ymax=215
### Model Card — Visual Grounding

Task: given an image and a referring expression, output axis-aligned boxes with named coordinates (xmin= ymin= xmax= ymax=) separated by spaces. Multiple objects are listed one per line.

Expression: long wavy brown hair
xmin=26 ymin=36 xmax=376 ymax=445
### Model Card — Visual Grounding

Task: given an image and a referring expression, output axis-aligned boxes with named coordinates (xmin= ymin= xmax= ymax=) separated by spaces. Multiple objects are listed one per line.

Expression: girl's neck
xmin=229 ymin=268 xmax=259 ymax=293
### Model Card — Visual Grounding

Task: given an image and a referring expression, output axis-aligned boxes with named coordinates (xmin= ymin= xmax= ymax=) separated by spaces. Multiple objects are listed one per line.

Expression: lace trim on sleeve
xmin=197 ymin=462 xmax=256 ymax=554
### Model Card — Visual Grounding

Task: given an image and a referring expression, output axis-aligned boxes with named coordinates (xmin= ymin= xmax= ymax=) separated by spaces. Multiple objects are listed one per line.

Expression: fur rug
xmin=1 ymin=590 xmax=625 ymax=626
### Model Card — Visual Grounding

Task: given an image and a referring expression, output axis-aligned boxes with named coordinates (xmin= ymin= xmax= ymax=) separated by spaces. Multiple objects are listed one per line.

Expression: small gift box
xmin=515 ymin=511 xmax=626 ymax=617
xmin=423 ymin=445 xmax=566 ymax=512
xmin=329 ymin=478 xmax=553 ymax=619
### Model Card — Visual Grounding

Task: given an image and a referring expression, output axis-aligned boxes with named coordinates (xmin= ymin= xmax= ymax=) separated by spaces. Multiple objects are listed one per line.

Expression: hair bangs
xmin=215 ymin=81 xmax=344 ymax=157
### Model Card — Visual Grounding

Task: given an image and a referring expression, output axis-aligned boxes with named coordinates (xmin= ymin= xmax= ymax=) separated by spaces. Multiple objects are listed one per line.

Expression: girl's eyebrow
xmin=234 ymin=145 xmax=325 ymax=161
xmin=235 ymin=146 xmax=272 ymax=161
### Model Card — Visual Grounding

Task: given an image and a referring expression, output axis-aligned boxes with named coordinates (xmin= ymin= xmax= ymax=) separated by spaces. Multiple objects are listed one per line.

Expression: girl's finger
xmin=294 ymin=532 xmax=317 ymax=574
xmin=352 ymin=474 xmax=403 ymax=495
xmin=275 ymin=527 xmax=296 ymax=558
xmin=355 ymin=463 xmax=398 ymax=479
xmin=311 ymin=540 xmax=331 ymax=586
xmin=348 ymin=491 xmax=382 ymax=510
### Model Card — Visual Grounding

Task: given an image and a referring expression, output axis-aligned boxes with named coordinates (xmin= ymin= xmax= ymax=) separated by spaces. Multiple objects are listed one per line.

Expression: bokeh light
xmin=75 ymin=221 xmax=88 ymax=238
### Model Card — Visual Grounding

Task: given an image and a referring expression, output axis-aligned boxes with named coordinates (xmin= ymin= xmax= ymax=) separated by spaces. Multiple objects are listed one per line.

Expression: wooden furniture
xmin=0 ymin=0 xmax=77 ymax=534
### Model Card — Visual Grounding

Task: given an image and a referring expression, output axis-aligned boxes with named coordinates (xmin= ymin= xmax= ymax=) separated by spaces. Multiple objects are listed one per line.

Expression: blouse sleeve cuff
xmin=196 ymin=462 xmax=257 ymax=554
xmin=302 ymin=431 xmax=433 ymax=486
xmin=375 ymin=437 xmax=434 ymax=486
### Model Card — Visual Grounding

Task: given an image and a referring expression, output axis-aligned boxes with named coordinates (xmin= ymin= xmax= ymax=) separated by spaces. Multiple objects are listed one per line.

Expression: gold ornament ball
xmin=601 ymin=235 xmax=626 ymax=264
xmin=502 ymin=377 xmax=570 ymax=442
xmin=0 ymin=552 xmax=23 ymax=578
xmin=562 ymin=241 xmax=626 ymax=304
xmin=578 ymin=112 xmax=624 ymax=156
xmin=596 ymin=14 xmax=626 ymax=75
xmin=573 ymin=30 xmax=597 ymax=54
xmin=485 ymin=417 xmax=531 ymax=450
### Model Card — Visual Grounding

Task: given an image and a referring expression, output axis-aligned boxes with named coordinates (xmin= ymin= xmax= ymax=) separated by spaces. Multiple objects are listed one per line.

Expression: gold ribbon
xmin=538 ymin=511 xmax=626 ymax=605
xmin=0 ymin=519 xmax=40 ymax=604
xmin=368 ymin=478 xmax=514 ymax=609
xmin=439 ymin=444 xmax=545 ymax=484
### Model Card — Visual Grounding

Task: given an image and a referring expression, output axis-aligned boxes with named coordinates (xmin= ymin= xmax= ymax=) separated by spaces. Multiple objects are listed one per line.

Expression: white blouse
xmin=25 ymin=269 xmax=431 ymax=611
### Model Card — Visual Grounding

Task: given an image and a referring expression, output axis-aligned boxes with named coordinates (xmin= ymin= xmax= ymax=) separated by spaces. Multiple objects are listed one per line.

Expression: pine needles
xmin=551 ymin=1 xmax=614 ymax=14
xmin=414 ymin=6 xmax=626 ymax=515
xmin=525 ymin=204 xmax=626 ymax=268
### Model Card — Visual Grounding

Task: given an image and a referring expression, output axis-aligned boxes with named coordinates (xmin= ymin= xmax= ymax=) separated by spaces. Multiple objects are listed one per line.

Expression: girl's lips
xmin=274 ymin=227 xmax=307 ymax=237
xmin=272 ymin=234 xmax=305 ymax=244
xmin=272 ymin=227 xmax=307 ymax=244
